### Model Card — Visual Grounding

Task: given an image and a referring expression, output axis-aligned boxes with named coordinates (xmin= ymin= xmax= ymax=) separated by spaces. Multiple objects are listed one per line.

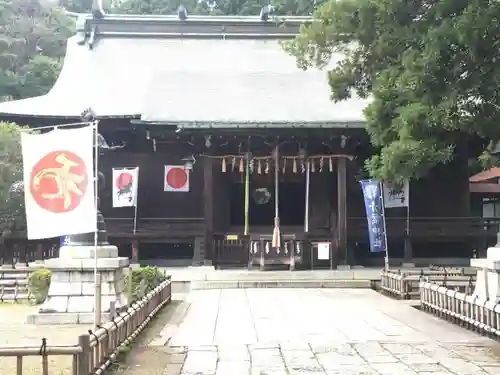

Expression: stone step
xmin=190 ymin=279 xmax=373 ymax=290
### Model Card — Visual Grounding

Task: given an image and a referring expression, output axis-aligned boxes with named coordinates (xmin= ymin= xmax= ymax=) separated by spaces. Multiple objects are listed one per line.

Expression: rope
xmin=38 ymin=338 xmax=47 ymax=356
xmin=110 ymin=317 xmax=119 ymax=330
xmin=88 ymin=329 xmax=98 ymax=343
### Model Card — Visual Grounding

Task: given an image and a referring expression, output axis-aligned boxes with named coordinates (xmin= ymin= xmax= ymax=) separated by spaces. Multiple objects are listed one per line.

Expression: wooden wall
xmin=100 ymin=146 xmax=204 ymax=220
xmin=96 ymin=126 xmax=471 ymax=243
xmin=346 ymin=155 xmax=471 ymax=219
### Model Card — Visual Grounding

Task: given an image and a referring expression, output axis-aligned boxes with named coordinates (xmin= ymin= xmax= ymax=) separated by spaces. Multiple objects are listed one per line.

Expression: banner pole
xmin=18 ymin=121 xmax=93 ymax=132
xmin=406 ymin=181 xmax=410 ymax=236
xmin=304 ymin=159 xmax=310 ymax=233
xmin=379 ymin=181 xmax=390 ymax=271
xmin=133 ymin=168 xmax=139 ymax=235
xmin=244 ymin=137 xmax=251 ymax=236
xmin=93 ymin=121 xmax=101 ymax=330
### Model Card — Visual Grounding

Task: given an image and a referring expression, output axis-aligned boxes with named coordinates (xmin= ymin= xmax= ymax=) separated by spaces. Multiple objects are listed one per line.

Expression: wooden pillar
xmin=204 ymin=157 xmax=214 ymax=263
xmin=131 ymin=240 xmax=139 ymax=264
xmin=337 ymin=157 xmax=348 ymax=265
xmin=403 ymin=236 xmax=413 ymax=263
xmin=36 ymin=243 xmax=43 ymax=262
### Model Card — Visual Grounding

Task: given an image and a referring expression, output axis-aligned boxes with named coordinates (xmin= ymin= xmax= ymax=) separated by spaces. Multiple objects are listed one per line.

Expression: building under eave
xmin=0 ymin=13 xmax=484 ymax=268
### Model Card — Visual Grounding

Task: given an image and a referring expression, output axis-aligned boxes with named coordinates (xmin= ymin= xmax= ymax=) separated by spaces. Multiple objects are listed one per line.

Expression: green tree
xmin=284 ymin=0 xmax=500 ymax=182
xmin=112 ymin=0 xmax=318 ymax=16
xmin=0 ymin=122 xmax=29 ymax=236
xmin=0 ymin=0 xmax=73 ymax=100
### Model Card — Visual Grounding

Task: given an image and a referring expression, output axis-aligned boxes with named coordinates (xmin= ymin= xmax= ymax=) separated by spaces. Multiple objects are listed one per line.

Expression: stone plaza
xmin=152 ymin=288 xmax=500 ymax=375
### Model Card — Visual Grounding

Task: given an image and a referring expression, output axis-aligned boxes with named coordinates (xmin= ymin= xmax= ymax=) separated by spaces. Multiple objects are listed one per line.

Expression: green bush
xmin=124 ymin=266 xmax=167 ymax=301
xmin=28 ymin=269 xmax=51 ymax=304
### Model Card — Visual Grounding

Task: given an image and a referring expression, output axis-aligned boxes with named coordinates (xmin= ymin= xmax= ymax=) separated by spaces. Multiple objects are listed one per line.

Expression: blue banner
xmin=360 ymin=179 xmax=387 ymax=253
xmin=60 ymin=236 xmax=70 ymax=248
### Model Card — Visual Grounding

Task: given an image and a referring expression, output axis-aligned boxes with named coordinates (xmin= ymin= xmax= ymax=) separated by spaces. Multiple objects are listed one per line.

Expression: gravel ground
xmin=109 ymin=300 xmax=182 ymax=375
xmin=0 ymin=303 xmax=91 ymax=375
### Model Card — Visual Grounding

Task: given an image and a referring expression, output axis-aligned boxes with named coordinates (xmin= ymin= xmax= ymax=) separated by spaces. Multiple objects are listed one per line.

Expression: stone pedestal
xmin=470 ymin=246 xmax=500 ymax=302
xmin=27 ymin=245 xmax=130 ymax=325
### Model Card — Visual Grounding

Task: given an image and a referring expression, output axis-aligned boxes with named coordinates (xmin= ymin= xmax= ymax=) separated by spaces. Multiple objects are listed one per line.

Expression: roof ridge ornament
xmin=177 ymin=5 xmax=188 ymax=21
xmin=92 ymin=0 xmax=106 ymax=20
xmin=260 ymin=5 xmax=271 ymax=21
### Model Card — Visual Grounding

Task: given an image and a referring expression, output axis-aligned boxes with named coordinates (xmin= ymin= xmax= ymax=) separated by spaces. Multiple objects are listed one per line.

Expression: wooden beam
xmin=204 ymin=157 xmax=214 ymax=263
xmin=131 ymin=240 xmax=139 ymax=264
xmin=337 ymin=157 xmax=347 ymax=265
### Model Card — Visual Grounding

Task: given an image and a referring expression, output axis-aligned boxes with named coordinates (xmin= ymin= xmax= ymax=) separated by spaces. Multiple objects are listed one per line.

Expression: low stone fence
xmin=381 ymin=268 xmax=475 ymax=299
xmin=420 ymin=281 xmax=500 ymax=336
xmin=0 ymin=277 xmax=171 ymax=375
xmin=0 ymin=268 xmax=32 ymax=302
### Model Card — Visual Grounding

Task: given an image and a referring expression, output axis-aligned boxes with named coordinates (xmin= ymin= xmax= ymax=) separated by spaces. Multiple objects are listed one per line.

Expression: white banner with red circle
xmin=21 ymin=125 xmax=97 ymax=240
xmin=112 ymin=167 xmax=139 ymax=207
xmin=164 ymin=165 xmax=189 ymax=192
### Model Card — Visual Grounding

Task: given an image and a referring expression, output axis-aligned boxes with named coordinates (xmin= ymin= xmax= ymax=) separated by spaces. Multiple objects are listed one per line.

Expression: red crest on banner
xmin=29 ymin=151 xmax=89 ymax=214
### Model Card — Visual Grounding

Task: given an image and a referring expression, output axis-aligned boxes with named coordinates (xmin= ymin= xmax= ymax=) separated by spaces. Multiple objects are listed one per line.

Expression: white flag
xmin=164 ymin=165 xmax=189 ymax=192
xmin=22 ymin=126 xmax=97 ymax=240
xmin=112 ymin=167 xmax=139 ymax=207
xmin=383 ymin=181 xmax=409 ymax=208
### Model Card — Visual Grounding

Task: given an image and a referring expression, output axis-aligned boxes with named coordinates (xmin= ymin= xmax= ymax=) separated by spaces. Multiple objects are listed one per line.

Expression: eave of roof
xmin=470 ymin=182 xmax=500 ymax=194
xmin=469 ymin=168 xmax=500 ymax=182
xmin=0 ymin=14 xmax=369 ymax=126
xmin=132 ymin=120 xmax=365 ymax=129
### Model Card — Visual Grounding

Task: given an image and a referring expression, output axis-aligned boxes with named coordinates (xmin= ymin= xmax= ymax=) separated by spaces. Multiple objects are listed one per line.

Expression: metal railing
xmin=0 ymin=277 xmax=171 ymax=375
xmin=420 ymin=281 xmax=500 ymax=336
xmin=381 ymin=269 xmax=475 ymax=300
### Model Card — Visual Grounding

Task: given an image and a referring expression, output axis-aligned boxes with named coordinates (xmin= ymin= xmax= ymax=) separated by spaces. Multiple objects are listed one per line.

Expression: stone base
xmin=27 ymin=245 xmax=130 ymax=325
xmin=470 ymin=246 xmax=500 ymax=302
xmin=402 ymin=262 xmax=416 ymax=268
xmin=337 ymin=265 xmax=351 ymax=270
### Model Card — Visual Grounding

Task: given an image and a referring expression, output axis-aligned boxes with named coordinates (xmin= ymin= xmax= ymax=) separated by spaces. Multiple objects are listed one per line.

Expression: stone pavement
xmin=152 ymin=289 xmax=500 ymax=375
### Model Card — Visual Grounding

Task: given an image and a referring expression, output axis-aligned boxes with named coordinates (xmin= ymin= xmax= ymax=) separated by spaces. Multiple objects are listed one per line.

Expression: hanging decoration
xmin=231 ymin=156 xmax=236 ymax=171
xmin=209 ymin=154 xmax=353 ymax=174
xmin=239 ymin=158 xmax=244 ymax=173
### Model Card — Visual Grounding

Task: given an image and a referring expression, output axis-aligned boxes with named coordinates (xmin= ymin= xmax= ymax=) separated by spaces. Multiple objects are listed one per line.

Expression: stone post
xmin=470 ymin=246 xmax=500 ymax=302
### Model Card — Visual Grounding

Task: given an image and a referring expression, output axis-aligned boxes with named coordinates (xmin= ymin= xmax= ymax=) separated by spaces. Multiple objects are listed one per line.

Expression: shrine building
xmin=0 ymin=11 xmax=490 ymax=268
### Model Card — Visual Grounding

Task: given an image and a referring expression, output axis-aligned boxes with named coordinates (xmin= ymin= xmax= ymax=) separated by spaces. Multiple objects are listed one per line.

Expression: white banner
xmin=164 ymin=165 xmax=189 ymax=192
xmin=22 ymin=126 xmax=97 ymax=239
xmin=112 ymin=167 xmax=139 ymax=207
xmin=383 ymin=181 xmax=409 ymax=208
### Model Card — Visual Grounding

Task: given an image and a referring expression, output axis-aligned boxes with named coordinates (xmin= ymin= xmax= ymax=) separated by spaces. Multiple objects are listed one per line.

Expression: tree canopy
xmin=0 ymin=122 xmax=29 ymax=236
xmin=0 ymin=0 xmax=73 ymax=101
xmin=284 ymin=0 xmax=500 ymax=182
xmin=109 ymin=0 xmax=323 ymax=17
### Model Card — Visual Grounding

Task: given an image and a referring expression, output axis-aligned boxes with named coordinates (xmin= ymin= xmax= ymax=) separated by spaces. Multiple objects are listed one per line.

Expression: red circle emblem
xmin=166 ymin=167 xmax=187 ymax=189
xmin=30 ymin=151 xmax=89 ymax=213
xmin=116 ymin=172 xmax=133 ymax=189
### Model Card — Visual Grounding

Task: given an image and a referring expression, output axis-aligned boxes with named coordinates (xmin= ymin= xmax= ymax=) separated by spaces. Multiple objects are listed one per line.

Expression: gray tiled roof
xmin=0 ymin=17 xmax=370 ymax=125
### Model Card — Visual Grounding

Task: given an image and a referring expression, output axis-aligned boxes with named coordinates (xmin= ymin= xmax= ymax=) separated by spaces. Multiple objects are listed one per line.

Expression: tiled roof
xmin=0 ymin=15 xmax=369 ymax=126
xmin=469 ymin=168 xmax=500 ymax=182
